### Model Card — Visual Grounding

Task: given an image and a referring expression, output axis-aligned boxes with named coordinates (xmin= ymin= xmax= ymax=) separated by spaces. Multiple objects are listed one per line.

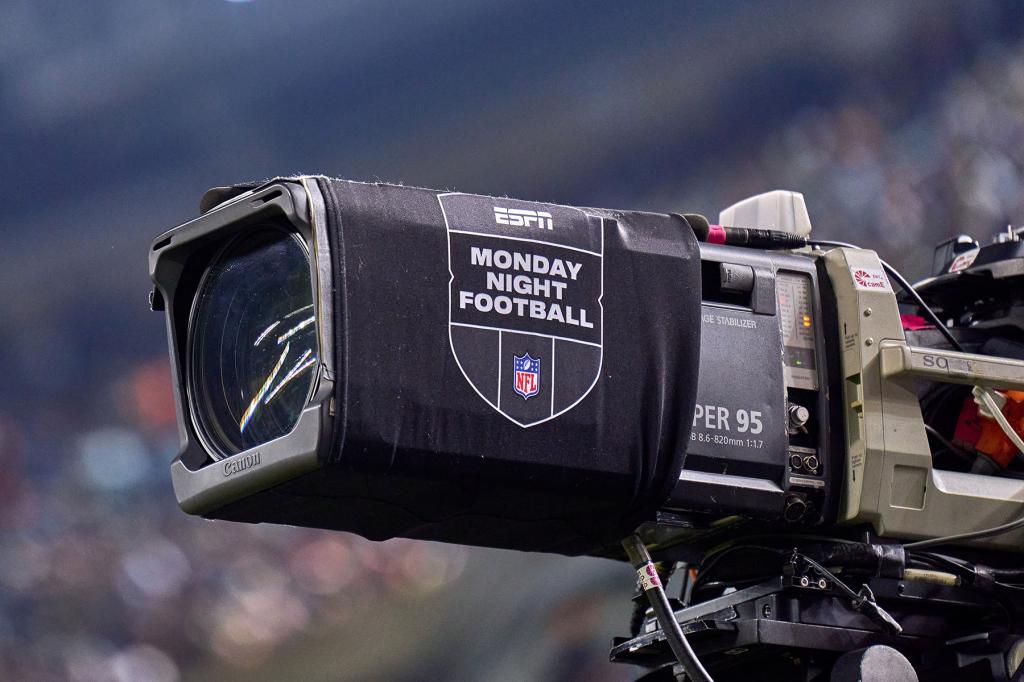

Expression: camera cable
xmin=622 ymin=534 xmax=714 ymax=682
xmin=692 ymin=542 xmax=902 ymax=635
xmin=672 ymin=219 xmax=965 ymax=353
xmin=905 ymin=515 xmax=1024 ymax=550
xmin=923 ymin=424 xmax=976 ymax=466
xmin=807 ymin=239 xmax=965 ymax=353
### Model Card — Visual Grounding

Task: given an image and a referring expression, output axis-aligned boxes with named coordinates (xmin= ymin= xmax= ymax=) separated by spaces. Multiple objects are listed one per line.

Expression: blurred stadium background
xmin=2 ymin=1 xmax=1024 ymax=679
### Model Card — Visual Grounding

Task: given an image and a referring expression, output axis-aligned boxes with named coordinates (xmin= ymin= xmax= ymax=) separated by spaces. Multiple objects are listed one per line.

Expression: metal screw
xmin=762 ymin=604 xmax=772 ymax=618
xmin=865 ymin=337 xmax=874 ymax=346
xmin=864 ymin=308 xmax=872 ymax=317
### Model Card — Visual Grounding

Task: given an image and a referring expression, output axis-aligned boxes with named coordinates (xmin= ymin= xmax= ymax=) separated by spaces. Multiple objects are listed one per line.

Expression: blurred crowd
xmin=5 ymin=13 xmax=1024 ymax=682
xmin=672 ymin=42 xmax=1024 ymax=275
xmin=0 ymin=358 xmax=469 ymax=681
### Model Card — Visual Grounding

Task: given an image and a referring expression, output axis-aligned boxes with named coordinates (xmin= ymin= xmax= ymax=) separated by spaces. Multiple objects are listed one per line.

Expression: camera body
xmin=667 ymin=243 xmax=839 ymax=529
xmin=151 ymin=177 xmax=1024 ymax=557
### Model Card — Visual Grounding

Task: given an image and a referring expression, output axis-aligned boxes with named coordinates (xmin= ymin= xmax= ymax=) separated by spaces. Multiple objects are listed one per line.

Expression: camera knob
xmin=788 ymin=404 xmax=810 ymax=430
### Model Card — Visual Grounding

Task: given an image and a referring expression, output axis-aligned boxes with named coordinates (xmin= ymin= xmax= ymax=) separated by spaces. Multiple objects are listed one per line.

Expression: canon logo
xmin=223 ymin=452 xmax=261 ymax=477
xmin=494 ymin=206 xmax=553 ymax=230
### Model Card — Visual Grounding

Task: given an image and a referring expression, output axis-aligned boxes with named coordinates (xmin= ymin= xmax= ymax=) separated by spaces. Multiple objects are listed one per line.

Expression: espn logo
xmin=494 ymin=206 xmax=553 ymax=230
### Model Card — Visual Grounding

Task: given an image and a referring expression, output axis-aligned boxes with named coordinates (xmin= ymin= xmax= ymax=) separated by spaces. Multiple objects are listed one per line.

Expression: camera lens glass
xmin=188 ymin=227 xmax=318 ymax=458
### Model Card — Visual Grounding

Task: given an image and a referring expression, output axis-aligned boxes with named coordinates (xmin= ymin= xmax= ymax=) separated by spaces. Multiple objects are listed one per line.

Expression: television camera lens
xmin=187 ymin=226 xmax=318 ymax=459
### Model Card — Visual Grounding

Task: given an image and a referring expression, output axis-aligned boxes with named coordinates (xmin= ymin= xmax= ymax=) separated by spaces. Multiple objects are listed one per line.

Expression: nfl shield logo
xmin=440 ymin=192 xmax=603 ymax=428
xmin=513 ymin=353 xmax=541 ymax=400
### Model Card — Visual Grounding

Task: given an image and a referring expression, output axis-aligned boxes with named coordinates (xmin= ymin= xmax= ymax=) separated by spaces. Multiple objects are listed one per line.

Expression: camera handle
xmin=880 ymin=343 xmax=1024 ymax=392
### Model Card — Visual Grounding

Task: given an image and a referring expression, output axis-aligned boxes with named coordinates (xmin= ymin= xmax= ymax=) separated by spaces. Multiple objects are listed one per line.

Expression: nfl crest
xmin=513 ymin=353 xmax=541 ymax=400
xmin=440 ymin=192 xmax=603 ymax=428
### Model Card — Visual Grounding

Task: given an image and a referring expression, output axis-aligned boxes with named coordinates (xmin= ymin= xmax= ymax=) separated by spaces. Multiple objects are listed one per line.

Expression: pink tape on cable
xmin=708 ymin=224 xmax=727 ymax=245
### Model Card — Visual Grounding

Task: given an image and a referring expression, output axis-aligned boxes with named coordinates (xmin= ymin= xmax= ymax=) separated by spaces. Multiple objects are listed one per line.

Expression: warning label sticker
xmin=439 ymin=193 xmax=604 ymax=427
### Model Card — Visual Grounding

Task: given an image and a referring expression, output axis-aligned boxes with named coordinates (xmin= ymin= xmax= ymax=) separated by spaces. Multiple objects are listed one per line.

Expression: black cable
xmin=691 ymin=544 xmax=782 ymax=593
xmin=691 ymin=535 xmax=867 ymax=585
xmin=631 ymin=561 xmax=677 ymax=636
xmin=798 ymin=553 xmax=860 ymax=599
xmin=911 ymin=551 xmax=975 ymax=576
xmin=914 ymin=551 xmax=1024 ymax=586
xmin=910 ymin=552 xmax=1019 ymax=629
xmin=691 ymin=537 xmax=863 ymax=594
xmin=675 ymin=213 xmax=808 ymax=250
xmin=682 ymin=227 xmax=964 ymax=355
xmin=883 ymin=258 xmax=966 ymax=353
xmin=694 ymin=543 xmax=902 ymax=635
xmin=809 ymin=240 xmax=965 ymax=353
xmin=795 ymin=551 xmax=902 ymax=634
xmin=924 ymin=424 xmax=976 ymax=465
xmin=905 ymin=515 xmax=1024 ymax=550
xmin=622 ymin=535 xmax=713 ymax=682
xmin=993 ymin=568 xmax=1024 ymax=582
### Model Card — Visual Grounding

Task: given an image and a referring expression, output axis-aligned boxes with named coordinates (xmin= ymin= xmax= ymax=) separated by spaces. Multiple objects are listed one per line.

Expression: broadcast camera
xmin=150 ymin=177 xmax=1024 ymax=681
